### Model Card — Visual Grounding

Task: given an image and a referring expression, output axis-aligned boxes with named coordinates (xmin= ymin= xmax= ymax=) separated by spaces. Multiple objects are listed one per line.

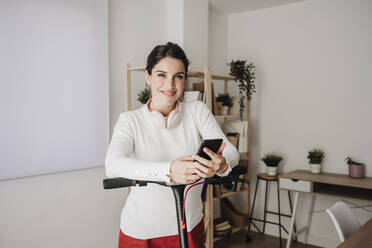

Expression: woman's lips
xmin=161 ymin=90 xmax=176 ymax=97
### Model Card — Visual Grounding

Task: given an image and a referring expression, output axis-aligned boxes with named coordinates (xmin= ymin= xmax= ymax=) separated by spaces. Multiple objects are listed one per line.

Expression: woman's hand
xmin=192 ymin=142 xmax=228 ymax=178
xmin=168 ymin=155 xmax=210 ymax=184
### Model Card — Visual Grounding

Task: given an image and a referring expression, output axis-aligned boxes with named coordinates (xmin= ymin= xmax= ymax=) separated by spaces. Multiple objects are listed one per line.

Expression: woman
xmin=105 ymin=42 xmax=240 ymax=248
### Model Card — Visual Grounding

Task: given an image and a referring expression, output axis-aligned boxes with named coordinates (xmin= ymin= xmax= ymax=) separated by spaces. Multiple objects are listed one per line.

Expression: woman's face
xmin=146 ymin=56 xmax=185 ymax=107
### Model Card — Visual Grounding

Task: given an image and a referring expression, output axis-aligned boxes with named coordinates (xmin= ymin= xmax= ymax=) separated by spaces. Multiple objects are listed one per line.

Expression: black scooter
xmin=103 ymin=166 xmax=248 ymax=248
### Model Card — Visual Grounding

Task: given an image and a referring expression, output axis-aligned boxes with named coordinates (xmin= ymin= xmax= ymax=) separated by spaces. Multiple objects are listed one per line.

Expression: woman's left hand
xmin=192 ymin=142 xmax=228 ymax=178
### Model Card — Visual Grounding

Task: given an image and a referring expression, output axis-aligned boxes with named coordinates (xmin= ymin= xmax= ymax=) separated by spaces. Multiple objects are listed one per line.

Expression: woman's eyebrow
xmin=155 ymin=70 xmax=185 ymax=75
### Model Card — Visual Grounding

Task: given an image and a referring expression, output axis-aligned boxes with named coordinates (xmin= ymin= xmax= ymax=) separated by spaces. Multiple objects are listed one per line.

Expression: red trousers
xmin=118 ymin=220 xmax=205 ymax=248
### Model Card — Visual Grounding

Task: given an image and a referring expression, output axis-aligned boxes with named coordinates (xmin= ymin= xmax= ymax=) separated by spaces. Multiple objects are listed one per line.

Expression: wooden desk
xmin=278 ymin=170 xmax=372 ymax=248
xmin=337 ymin=218 xmax=372 ymax=248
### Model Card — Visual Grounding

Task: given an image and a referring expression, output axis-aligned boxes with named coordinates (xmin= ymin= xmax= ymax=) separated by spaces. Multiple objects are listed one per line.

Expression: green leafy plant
xmin=216 ymin=93 xmax=233 ymax=107
xmin=307 ymin=149 xmax=325 ymax=164
xmin=228 ymin=59 xmax=256 ymax=119
xmin=137 ymin=87 xmax=150 ymax=104
xmin=261 ymin=153 xmax=283 ymax=167
xmin=345 ymin=157 xmax=364 ymax=166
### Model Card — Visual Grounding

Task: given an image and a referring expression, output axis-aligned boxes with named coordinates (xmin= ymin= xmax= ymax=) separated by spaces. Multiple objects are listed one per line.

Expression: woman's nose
xmin=165 ymin=77 xmax=175 ymax=88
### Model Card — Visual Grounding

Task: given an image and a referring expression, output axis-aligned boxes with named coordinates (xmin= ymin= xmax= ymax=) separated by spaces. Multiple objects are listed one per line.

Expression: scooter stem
xmin=171 ymin=184 xmax=189 ymax=248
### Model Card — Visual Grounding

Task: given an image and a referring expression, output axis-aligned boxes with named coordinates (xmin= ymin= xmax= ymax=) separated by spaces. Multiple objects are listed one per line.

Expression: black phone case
xmin=196 ymin=139 xmax=223 ymax=160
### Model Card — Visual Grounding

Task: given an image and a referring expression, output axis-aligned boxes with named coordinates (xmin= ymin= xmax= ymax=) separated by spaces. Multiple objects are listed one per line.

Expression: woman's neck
xmin=149 ymin=99 xmax=176 ymax=117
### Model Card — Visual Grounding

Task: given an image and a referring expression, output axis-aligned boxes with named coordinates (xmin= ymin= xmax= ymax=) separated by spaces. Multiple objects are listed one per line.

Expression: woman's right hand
xmin=168 ymin=155 xmax=210 ymax=184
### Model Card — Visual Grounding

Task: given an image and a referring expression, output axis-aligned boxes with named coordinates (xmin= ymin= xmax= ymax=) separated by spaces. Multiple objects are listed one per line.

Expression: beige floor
xmin=214 ymin=230 xmax=322 ymax=248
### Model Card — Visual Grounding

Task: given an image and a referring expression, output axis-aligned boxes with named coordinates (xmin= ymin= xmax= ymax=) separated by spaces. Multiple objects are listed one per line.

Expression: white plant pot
xmin=310 ymin=163 xmax=321 ymax=174
xmin=267 ymin=166 xmax=278 ymax=176
xmin=222 ymin=106 xmax=229 ymax=115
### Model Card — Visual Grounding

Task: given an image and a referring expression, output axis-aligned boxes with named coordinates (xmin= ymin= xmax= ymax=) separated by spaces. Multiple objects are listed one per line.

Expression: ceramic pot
xmin=310 ymin=163 xmax=321 ymax=174
xmin=222 ymin=106 xmax=229 ymax=115
xmin=267 ymin=166 xmax=278 ymax=176
xmin=348 ymin=164 xmax=365 ymax=178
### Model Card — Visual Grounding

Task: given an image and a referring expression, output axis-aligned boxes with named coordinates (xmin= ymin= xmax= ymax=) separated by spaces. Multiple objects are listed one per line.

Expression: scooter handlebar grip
xmin=103 ymin=178 xmax=135 ymax=189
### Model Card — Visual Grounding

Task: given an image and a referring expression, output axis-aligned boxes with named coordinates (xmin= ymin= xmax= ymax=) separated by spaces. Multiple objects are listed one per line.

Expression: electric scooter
xmin=103 ymin=166 xmax=249 ymax=248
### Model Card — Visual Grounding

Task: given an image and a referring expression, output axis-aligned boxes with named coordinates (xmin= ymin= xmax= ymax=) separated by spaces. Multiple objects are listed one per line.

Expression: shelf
xmin=187 ymin=71 xmax=235 ymax=81
xmin=126 ymin=67 xmax=236 ymax=81
xmin=214 ymin=114 xmax=239 ymax=119
xmin=127 ymin=66 xmax=146 ymax=71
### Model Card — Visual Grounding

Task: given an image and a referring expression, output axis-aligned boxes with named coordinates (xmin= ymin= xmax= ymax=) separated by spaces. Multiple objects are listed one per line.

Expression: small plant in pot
xmin=261 ymin=153 xmax=283 ymax=176
xmin=137 ymin=87 xmax=150 ymax=104
xmin=345 ymin=156 xmax=365 ymax=178
xmin=216 ymin=93 xmax=233 ymax=115
xmin=307 ymin=148 xmax=325 ymax=174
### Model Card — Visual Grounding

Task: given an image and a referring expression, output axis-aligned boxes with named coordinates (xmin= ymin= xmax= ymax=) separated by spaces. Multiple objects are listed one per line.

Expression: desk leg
xmin=304 ymin=194 xmax=315 ymax=244
xmin=286 ymin=192 xmax=299 ymax=248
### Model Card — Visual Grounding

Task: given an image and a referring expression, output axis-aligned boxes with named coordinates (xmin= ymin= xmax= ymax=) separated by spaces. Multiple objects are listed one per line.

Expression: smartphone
xmin=195 ymin=139 xmax=223 ymax=160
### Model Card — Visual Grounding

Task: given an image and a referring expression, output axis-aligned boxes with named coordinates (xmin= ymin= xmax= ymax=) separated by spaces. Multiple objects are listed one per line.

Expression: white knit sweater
xmin=105 ymin=101 xmax=239 ymax=239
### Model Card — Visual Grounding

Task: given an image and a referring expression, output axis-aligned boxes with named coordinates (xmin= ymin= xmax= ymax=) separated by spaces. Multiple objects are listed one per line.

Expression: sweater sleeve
xmin=105 ymin=112 xmax=171 ymax=183
xmin=193 ymin=102 xmax=240 ymax=175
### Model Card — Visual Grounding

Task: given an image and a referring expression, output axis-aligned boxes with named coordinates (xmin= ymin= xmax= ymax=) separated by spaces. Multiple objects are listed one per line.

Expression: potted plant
xmin=137 ymin=87 xmax=150 ymax=104
xmin=261 ymin=153 xmax=283 ymax=176
xmin=307 ymin=148 xmax=325 ymax=174
xmin=216 ymin=93 xmax=233 ymax=115
xmin=228 ymin=60 xmax=256 ymax=120
xmin=345 ymin=156 xmax=365 ymax=178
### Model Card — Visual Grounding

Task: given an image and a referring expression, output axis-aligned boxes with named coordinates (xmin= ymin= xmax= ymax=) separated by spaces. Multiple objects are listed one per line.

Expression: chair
xmin=326 ymin=201 xmax=361 ymax=242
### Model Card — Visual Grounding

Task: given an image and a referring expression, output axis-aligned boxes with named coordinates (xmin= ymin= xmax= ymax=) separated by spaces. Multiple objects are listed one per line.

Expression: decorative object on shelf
xmin=228 ymin=59 xmax=256 ymax=120
xmin=261 ymin=153 xmax=283 ymax=176
xmin=345 ymin=156 xmax=365 ymax=178
xmin=216 ymin=93 xmax=233 ymax=115
xmin=307 ymin=148 xmax=325 ymax=174
xmin=215 ymin=102 xmax=222 ymax=115
xmin=137 ymin=87 xmax=150 ymax=104
xmin=226 ymin=132 xmax=239 ymax=149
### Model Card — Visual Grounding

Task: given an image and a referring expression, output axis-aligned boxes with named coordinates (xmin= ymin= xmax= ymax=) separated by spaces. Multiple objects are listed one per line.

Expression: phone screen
xmin=196 ymin=139 xmax=223 ymax=160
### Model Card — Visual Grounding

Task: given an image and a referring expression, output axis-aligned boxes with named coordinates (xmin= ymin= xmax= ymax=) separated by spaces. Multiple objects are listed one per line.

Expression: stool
xmin=246 ymin=173 xmax=297 ymax=248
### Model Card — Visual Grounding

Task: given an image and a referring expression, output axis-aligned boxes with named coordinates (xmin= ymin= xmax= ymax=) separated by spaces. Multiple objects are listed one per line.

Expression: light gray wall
xmin=208 ymin=5 xmax=228 ymax=95
xmin=227 ymin=0 xmax=372 ymax=246
xmin=0 ymin=0 xmax=109 ymax=180
xmin=109 ymin=0 xmax=168 ymax=128
xmin=183 ymin=0 xmax=209 ymax=71
xmin=0 ymin=167 xmax=126 ymax=248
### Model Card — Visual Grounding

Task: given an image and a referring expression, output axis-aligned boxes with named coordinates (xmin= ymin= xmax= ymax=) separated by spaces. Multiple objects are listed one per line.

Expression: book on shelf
xmin=214 ymin=219 xmax=232 ymax=238
xmin=183 ymin=91 xmax=203 ymax=102
xmin=226 ymin=132 xmax=239 ymax=149
xmin=192 ymin=82 xmax=217 ymax=114
xmin=222 ymin=121 xmax=248 ymax=153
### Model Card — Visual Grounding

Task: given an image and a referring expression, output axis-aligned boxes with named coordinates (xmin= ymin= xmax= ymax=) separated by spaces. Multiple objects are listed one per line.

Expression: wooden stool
xmin=246 ymin=173 xmax=297 ymax=248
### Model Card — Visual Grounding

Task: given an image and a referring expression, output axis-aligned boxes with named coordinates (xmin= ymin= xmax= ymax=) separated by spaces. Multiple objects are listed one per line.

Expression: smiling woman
xmin=104 ymin=42 xmax=240 ymax=248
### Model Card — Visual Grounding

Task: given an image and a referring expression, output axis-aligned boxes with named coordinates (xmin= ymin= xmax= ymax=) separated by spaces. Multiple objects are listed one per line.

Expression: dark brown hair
xmin=146 ymin=42 xmax=190 ymax=77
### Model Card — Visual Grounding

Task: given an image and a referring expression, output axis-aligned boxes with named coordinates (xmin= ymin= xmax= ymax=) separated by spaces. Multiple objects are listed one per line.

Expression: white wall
xmin=208 ymin=5 xmax=228 ymax=95
xmin=167 ymin=0 xmax=184 ymax=46
xmin=228 ymin=0 xmax=372 ymax=246
xmin=183 ymin=0 xmax=209 ymax=71
xmin=0 ymin=0 xmax=109 ymax=180
xmin=0 ymin=167 xmax=126 ymax=248
xmin=109 ymin=0 xmax=168 ymax=127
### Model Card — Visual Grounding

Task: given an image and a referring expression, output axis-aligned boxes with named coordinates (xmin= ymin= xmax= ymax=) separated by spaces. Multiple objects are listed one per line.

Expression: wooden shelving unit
xmin=125 ymin=64 xmax=251 ymax=248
